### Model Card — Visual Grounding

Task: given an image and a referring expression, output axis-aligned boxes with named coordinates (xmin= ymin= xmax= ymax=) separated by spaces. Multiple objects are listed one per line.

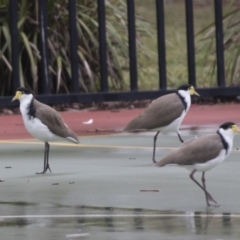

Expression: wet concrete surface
xmin=1 ymin=131 xmax=240 ymax=239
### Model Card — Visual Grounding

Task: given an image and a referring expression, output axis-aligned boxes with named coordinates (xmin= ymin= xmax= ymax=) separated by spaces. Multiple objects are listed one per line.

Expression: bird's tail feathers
xmin=66 ymin=136 xmax=80 ymax=144
xmin=154 ymin=161 xmax=165 ymax=167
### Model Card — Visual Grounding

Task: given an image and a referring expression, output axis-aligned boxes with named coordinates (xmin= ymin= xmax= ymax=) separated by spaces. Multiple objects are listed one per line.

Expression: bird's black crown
xmin=16 ymin=87 xmax=32 ymax=94
xmin=177 ymin=84 xmax=192 ymax=91
xmin=219 ymin=122 xmax=236 ymax=130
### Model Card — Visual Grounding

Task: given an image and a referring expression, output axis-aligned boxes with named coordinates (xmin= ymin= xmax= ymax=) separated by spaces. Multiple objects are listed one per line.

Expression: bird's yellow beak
xmin=189 ymin=86 xmax=200 ymax=97
xmin=11 ymin=91 xmax=22 ymax=102
xmin=232 ymin=125 xmax=240 ymax=133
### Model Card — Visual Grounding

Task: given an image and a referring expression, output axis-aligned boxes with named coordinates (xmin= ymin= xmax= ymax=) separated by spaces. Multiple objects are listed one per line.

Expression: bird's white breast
xmin=159 ymin=112 xmax=185 ymax=133
xmin=20 ymin=98 xmax=62 ymax=142
xmin=24 ymin=116 xmax=62 ymax=142
xmin=192 ymin=149 xmax=227 ymax=172
xmin=158 ymin=91 xmax=191 ymax=133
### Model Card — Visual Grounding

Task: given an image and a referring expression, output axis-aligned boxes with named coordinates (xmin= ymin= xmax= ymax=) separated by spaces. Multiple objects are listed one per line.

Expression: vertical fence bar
xmin=97 ymin=0 xmax=108 ymax=92
xmin=214 ymin=0 xmax=225 ymax=87
xmin=9 ymin=0 xmax=20 ymax=92
xmin=68 ymin=0 xmax=79 ymax=93
xmin=38 ymin=0 xmax=50 ymax=94
xmin=127 ymin=0 xmax=138 ymax=91
xmin=156 ymin=0 xmax=167 ymax=89
xmin=185 ymin=0 xmax=196 ymax=86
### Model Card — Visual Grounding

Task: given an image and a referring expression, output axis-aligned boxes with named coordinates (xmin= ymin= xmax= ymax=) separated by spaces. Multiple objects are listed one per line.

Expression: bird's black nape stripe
xmin=217 ymin=130 xmax=228 ymax=154
xmin=176 ymin=92 xmax=187 ymax=110
xmin=27 ymin=98 xmax=36 ymax=119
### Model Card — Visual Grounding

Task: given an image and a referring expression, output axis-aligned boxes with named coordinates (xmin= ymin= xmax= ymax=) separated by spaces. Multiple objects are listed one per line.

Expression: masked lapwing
xmin=155 ymin=122 xmax=240 ymax=207
xmin=12 ymin=87 xmax=80 ymax=174
xmin=123 ymin=84 xmax=200 ymax=163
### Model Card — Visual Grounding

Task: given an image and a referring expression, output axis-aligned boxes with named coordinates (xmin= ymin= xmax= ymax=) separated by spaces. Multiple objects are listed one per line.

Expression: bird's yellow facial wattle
xmin=231 ymin=124 xmax=240 ymax=133
xmin=11 ymin=91 xmax=23 ymax=102
xmin=189 ymin=86 xmax=200 ymax=97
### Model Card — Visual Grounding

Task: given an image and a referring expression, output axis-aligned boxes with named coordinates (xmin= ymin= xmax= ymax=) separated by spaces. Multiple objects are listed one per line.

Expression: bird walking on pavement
xmin=124 ymin=84 xmax=200 ymax=163
xmin=155 ymin=122 xmax=240 ymax=207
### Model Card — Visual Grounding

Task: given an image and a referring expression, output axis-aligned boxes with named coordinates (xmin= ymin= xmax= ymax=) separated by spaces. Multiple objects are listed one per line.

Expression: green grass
xmin=134 ymin=0 xmax=238 ymax=90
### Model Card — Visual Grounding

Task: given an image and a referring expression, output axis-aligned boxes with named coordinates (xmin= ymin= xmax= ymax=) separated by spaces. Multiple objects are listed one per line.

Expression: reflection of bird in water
xmin=134 ymin=208 xmax=144 ymax=230
xmin=185 ymin=212 xmax=213 ymax=234
xmin=104 ymin=207 xmax=114 ymax=230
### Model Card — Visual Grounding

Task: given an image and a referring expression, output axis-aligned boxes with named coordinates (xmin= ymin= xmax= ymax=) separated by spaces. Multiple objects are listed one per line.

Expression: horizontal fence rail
xmin=2 ymin=86 xmax=240 ymax=108
xmin=1 ymin=0 xmax=238 ymax=108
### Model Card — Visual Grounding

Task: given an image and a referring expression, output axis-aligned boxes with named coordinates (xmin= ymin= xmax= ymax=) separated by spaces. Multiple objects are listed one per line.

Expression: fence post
xmin=214 ymin=0 xmax=225 ymax=87
xmin=156 ymin=0 xmax=167 ymax=89
xmin=127 ymin=0 xmax=138 ymax=91
xmin=9 ymin=0 xmax=20 ymax=93
xmin=68 ymin=0 xmax=79 ymax=93
xmin=97 ymin=0 xmax=108 ymax=92
xmin=185 ymin=0 xmax=196 ymax=86
xmin=38 ymin=0 xmax=50 ymax=94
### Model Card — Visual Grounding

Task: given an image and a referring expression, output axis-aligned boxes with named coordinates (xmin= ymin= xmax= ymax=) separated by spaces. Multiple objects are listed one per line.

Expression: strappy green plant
xmin=196 ymin=2 xmax=240 ymax=86
xmin=0 ymin=0 xmax=154 ymax=96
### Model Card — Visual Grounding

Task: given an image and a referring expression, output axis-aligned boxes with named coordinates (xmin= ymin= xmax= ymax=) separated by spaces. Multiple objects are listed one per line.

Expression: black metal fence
xmin=1 ymin=0 xmax=240 ymax=108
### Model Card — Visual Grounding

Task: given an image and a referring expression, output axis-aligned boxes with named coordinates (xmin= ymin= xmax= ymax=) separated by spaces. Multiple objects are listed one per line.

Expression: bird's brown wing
xmin=124 ymin=93 xmax=185 ymax=131
xmin=155 ymin=134 xmax=224 ymax=167
xmin=34 ymin=100 xmax=79 ymax=143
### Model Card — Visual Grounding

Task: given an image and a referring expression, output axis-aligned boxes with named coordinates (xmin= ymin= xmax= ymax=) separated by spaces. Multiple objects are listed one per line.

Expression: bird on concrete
xmin=12 ymin=87 xmax=80 ymax=174
xmin=123 ymin=84 xmax=200 ymax=163
xmin=155 ymin=122 xmax=240 ymax=207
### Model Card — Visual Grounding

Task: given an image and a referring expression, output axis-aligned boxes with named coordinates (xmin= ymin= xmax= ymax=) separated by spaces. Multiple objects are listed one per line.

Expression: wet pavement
xmin=1 ymin=131 xmax=240 ymax=239
xmin=1 ymin=207 xmax=240 ymax=240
